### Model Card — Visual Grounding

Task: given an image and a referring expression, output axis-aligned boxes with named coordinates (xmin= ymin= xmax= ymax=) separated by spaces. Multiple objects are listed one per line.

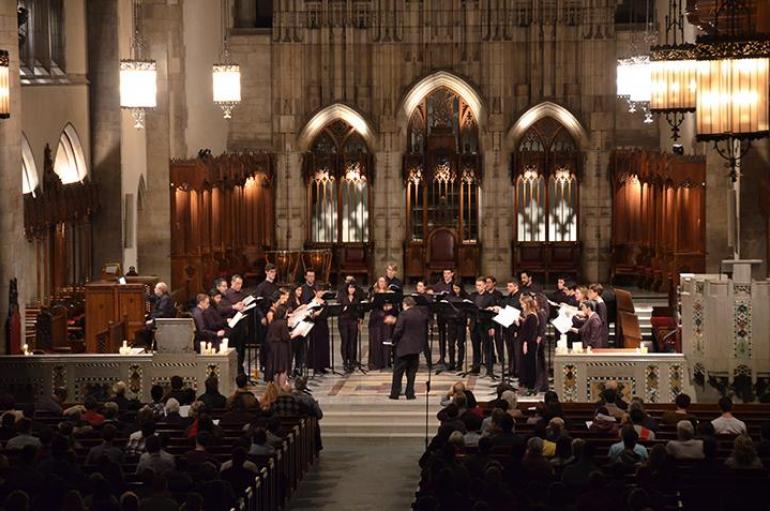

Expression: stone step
xmin=321 ymin=420 xmax=436 ymax=436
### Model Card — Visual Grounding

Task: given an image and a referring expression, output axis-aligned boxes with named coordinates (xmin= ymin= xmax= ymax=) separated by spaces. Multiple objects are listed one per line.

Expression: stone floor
xmin=286 ymin=436 xmax=424 ymax=511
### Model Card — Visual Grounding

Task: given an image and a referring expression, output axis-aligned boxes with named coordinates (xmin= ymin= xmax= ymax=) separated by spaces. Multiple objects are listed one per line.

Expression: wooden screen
xmin=403 ymin=87 xmax=481 ymax=279
xmin=169 ymin=152 xmax=275 ymax=301
xmin=302 ymin=119 xmax=374 ymax=282
xmin=611 ymin=150 xmax=706 ymax=291
xmin=512 ymin=117 xmax=581 ymax=283
xmin=24 ymin=144 xmax=97 ymax=302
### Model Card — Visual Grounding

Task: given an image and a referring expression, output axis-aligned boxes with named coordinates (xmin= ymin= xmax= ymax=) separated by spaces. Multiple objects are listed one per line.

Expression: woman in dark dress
xmin=338 ymin=282 xmax=362 ymax=373
xmin=368 ymin=276 xmax=395 ymax=370
xmin=446 ymin=282 xmax=468 ymax=372
xmin=517 ymin=295 xmax=540 ymax=393
xmin=534 ymin=293 xmax=550 ymax=392
xmin=265 ymin=306 xmax=293 ymax=382
xmin=308 ymin=288 xmax=331 ymax=374
xmin=287 ymin=285 xmax=303 ymax=313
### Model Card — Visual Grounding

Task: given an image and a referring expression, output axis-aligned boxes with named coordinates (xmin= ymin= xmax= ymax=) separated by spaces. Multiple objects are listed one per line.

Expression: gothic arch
xmin=21 ymin=133 xmax=39 ymax=195
xmin=298 ymin=103 xmax=377 ymax=152
xmin=400 ymin=71 xmax=484 ymax=127
xmin=506 ymin=102 xmax=589 ymax=152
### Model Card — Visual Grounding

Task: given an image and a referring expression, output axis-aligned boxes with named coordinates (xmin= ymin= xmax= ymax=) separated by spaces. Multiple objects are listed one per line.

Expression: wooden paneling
xmin=169 ymin=152 xmax=275 ymax=301
xmin=610 ymin=150 xmax=706 ymax=291
xmin=84 ymin=281 xmax=147 ymax=353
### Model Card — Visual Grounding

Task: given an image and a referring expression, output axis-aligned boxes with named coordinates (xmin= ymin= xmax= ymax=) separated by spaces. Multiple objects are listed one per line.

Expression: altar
xmin=553 ymin=349 xmax=694 ymax=404
xmin=0 ymin=349 xmax=238 ymax=403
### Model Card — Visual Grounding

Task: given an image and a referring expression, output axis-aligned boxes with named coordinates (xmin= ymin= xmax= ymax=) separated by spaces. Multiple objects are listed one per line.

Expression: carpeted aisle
xmin=286 ymin=437 xmax=424 ymax=511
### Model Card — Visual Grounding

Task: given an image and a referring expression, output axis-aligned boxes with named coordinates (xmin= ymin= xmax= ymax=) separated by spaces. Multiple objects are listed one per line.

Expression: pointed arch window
xmin=22 ymin=134 xmax=39 ymax=195
xmin=54 ymin=124 xmax=88 ymax=185
xmin=513 ymin=118 xmax=579 ymax=243
xmin=303 ymin=119 xmax=372 ymax=244
xmin=404 ymin=87 xmax=481 ymax=243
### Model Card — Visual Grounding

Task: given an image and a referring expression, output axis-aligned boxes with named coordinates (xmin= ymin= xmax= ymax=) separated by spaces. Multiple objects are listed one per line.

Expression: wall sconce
xmin=0 ymin=49 xmax=10 ymax=119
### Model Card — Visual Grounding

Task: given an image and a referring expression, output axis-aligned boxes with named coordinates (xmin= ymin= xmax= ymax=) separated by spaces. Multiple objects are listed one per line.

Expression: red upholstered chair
xmin=426 ymin=228 xmax=457 ymax=279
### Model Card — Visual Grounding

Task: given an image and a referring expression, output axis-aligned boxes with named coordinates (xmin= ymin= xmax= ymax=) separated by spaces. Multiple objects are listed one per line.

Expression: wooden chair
xmin=336 ymin=243 xmax=372 ymax=284
xmin=618 ymin=310 xmax=642 ymax=348
xmin=425 ymin=228 xmax=457 ymax=280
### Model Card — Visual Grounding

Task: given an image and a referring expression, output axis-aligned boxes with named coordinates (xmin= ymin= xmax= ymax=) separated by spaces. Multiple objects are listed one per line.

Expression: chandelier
xmin=120 ymin=0 xmax=156 ymax=129
xmin=617 ymin=1 xmax=655 ymax=121
xmin=212 ymin=0 xmax=241 ymax=119
xmin=692 ymin=0 xmax=770 ymax=260
xmin=649 ymin=0 xmax=697 ymax=141
xmin=0 ymin=49 xmax=9 ymax=119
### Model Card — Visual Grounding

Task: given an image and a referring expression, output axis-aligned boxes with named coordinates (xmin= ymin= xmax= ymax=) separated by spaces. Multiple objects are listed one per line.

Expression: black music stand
xmin=455 ymin=300 xmax=480 ymax=378
xmin=347 ymin=300 xmax=373 ymax=375
xmin=324 ymin=302 xmax=346 ymax=377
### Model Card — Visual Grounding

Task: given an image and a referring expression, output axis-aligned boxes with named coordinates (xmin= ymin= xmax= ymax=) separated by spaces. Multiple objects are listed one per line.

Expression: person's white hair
xmin=500 ymin=390 xmax=518 ymax=410
xmin=114 ymin=381 xmax=127 ymax=394
xmin=165 ymin=398 xmax=180 ymax=413
xmin=448 ymin=430 xmax=465 ymax=448
xmin=527 ymin=436 xmax=544 ymax=454
xmin=677 ymin=419 xmax=694 ymax=440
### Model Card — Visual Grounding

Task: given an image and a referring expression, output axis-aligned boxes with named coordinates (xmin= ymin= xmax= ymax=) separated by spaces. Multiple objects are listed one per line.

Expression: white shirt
xmin=711 ymin=416 xmax=747 ymax=435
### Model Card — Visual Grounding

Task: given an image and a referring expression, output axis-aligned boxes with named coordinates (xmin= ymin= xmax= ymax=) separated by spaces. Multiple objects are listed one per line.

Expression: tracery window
xmin=404 ymin=87 xmax=481 ymax=243
xmin=513 ymin=117 xmax=579 ymax=243
xmin=303 ymin=120 xmax=372 ymax=244
xmin=17 ymin=0 xmax=65 ymax=78
xmin=54 ymin=124 xmax=88 ymax=185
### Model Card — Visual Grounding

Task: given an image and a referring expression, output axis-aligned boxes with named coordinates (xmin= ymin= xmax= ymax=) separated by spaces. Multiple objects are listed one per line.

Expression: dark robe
xmin=502 ymin=291 xmax=522 ymax=376
xmin=595 ymin=299 xmax=609 ymax=344
xmin=265 ymin=318 xmax=292 ymax=382
xmin=368 ymin=292 xmax=396 ymax=369
xmin=308 ymin=303 xmax=330 ymax=371
xmin=535 ymin=308 xmax=549 ymax=392
xmin=300 ymin=283 xmax=316 ymax=305
xmin=149 ymin=294 xmax=175 ymax=320
xmin=579 ymin=313 xmax=605 ymax=348
xmin=518 ymin=313 xmax=539 ymax=389
xmin=549 ymin=288 xmax=572 ymax=305
xmin=192 ymin=306 xmax=220 ymax=344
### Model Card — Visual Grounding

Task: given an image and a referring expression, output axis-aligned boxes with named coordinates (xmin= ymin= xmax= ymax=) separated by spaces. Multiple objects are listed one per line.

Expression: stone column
xmin=87 ymin=0 xmax=124 ymax=275
xmin=0 ymin=0 xmax=30 ymax=350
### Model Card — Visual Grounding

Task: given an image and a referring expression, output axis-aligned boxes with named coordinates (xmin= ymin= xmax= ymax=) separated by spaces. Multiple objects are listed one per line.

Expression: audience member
xmin=561 ymin=440 xmax=598 ymax=490
xmin=589 ymin=406 xmax=619 ymax=435
xmin=110 ymin=381 xmax=139 ymax=412
xmin=165 ymin=375 xmax=195 ymax=406
xmin=162 ymin=398 xmax=184 ymax=424
xmin=197 ymin=376 xmax=227 ymax=411
xmin=462 ymin=413 xmax=483 ymax=448
xmin=139 ymin=475 xmax=179 ymax=511
xmin=136 ymin=434 xmax=175 ymax=476
xmin=608 ymin=425 xmax=648 ymax=465
xmin=249 ymin=428 xmax=276 ymax=457
xmin=36 ymin=387 xmax=68 ymax=416
xmin=220 ymin=447 xmax=255 ymax=496
xmin=291 ymin=377 xmax=323 ymax=419
xmin=126 ymin=420 xmax=156 ymax=456
xmin=725 ymin=434 xmax=763 ymax=470
xmin=227 ymin=374 xmax=259 ymax=410
xmin=661 ymin=393 xmax=698 ymax=426
xmin=82 ymin=397 xmax=106 ymax=427
xmin=665 ymin=420 xmax=705 ymax=460
xmin=149 ymin=385 xmax=166 ymax=420
xmin=711 ymin=396 xmax=747 ymax=435
xmin=627 ymin=406 xmax=656 ymax=440
xmin=521 ymin=437 xmax=554 ymax=480
xmin=4 ymin=418 xmax=41 ymax=450
xmin=85 ymin=424 xmax=124 ymax=465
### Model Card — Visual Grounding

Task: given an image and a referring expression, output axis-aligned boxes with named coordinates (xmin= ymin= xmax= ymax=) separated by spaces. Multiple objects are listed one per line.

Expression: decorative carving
xmin=128 ymin=364 xmax=142 ymax=396
xmin=670 ymin=364 xmax=683 ymax=400
xmin=562 ymin=364 xmax=577 ymax=401
xmin=645 ymin=365 xmax=659 ymax=403
xmin=733 ymin=284 xmax=752 ymax=359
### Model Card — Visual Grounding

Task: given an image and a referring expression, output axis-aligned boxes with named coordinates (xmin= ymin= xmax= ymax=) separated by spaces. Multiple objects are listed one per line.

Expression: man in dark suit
xmin=300 ymin=270 xmax=317 ymax=305
xmin=191 ymin=294 xmax=225 ymax=348
xmin=225 ymin=275 xmax=250 ymax=375
xmin=431 ymin=269 xmax=455 ymax=371
xmin=519 ymin=271 xmax=543 ymax=294
xmin=389 ymin=296 xmax=428 ymax=400
xmin=254 ymin=264 xmax=280 ymax=369
xmin=575 ymin=300 xmax=606 ymax=348
xmin=146 ymin=282 xmax=175 ymax=324
xmin=469 ymin=277 xmax=497 ymax=377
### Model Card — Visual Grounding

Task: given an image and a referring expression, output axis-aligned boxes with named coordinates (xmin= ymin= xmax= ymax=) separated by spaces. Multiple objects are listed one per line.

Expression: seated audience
xmin=665 ymin=420 xmax=705 ymax=460
xmin=462 ymin=413 xmax=483 ymax=448
xmin=627 ymin=405 xmax=656 ymax=440
xmin=4 ymin=418 xmax=41 ymax=450
xmin=220 ymin=447 xmax=255 ymax=496
xmin=711 ymin=396 xmax=747 ymax=435
xmin=561 ymin=440 xmax=598 ymax=490
xmin=725 ymin=434 xmax=763 ymax=470
xmin=148 ymin=384 xmax=167 ymax=420
xmin=249 ymin=428 xmax=275 ymax=457
xmin=227 ymin=374 xmax=259 ymax=410
xmin=595 ymin=387 xmax=626 ymax=419
xmin=110 ymin=381 xmax=139 ymax=411
xmin=36 ymin=387 xmax=68 ymax=416
xmin=608 ymin=425 xmax=648 ymax=465
xmin=197 ymin=376 xmax=227 ymax=411
xmin=441 ymin=381 xmax=478 ymax=408
xmin=136 ymin=434 xmax=176 ymax=476
xmin=126 ymin=420 xmax=156 ymax=456
xmin=85 ymin=424 xmax=124 ymax=466
xmin=661 ymin=393 xmax=698 ymax=426
xmin=291 ymin=377 xmax=323 ymax=420
xmin=522 ymin=437 xmax=554 ymax=480
xmin=184 ymin=431 xmax=220 ymax=471
xmin=81 ymin=397 xmax=105 ymax=427
xmin=589 ymin=406 xmax=619 ymax=435
xmin=164 ymin=375 xmax=195 ymax=406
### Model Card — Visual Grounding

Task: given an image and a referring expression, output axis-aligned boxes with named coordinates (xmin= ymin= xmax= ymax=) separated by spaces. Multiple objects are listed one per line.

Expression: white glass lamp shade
xmin=616 ymin=58 xmax=633 ymax=99
xmin=213 ymin=63 xmax=241 ymax=119
xmin=696 ymin=57 xmax=770 ymax=140
xmin=120 ymin=59 xmax=157 ymax=109
xmin=650 ymin=45 xmax=697 ymax=112
xmin=0 ymin=49 xmax=10 ymax=119
xmin=628 ymin=56 xmax=652 ymax=105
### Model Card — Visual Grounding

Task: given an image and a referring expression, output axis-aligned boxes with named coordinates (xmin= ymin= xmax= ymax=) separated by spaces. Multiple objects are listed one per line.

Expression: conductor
xmin=389 ymin=296 xmax=428 ymax=401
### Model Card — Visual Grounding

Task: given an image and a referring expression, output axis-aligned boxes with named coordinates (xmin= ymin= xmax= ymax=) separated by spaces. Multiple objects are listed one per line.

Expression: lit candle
xmin=200 ymin=341 xmax=205 ymax=354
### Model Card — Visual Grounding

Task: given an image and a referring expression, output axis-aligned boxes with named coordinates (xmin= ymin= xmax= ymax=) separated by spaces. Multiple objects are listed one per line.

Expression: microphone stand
xmin=326 ymin=302 xmax=345 ymax=377
xmin=349 ymin=301 xmax=369 ymax=375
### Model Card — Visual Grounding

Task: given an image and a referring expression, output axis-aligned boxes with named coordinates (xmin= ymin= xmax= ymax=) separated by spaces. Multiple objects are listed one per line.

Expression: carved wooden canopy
xmin=23 ymin=144 xmax=99 ymax=240
xmin=170 ymin=151 xmax=274 ymax=191
xmin=611 ymin=150 xmax=705 ymax=189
